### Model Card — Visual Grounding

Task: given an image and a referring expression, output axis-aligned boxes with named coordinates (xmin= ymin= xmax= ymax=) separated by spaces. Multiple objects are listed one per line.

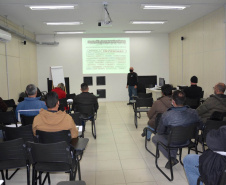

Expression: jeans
xmin=152 ymin=134 xmax=178 ymax=159
xmin=183 ymin=154 xmax=202 ymax=185
xmin=147 ymin=126 xmax=155 ymax=139
xmin=128 ymin=86 xmax=137 ymax=101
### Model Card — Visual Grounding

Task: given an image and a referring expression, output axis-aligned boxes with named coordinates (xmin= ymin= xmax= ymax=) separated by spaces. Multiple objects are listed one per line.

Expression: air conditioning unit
xmin=0 ymin=29 xmax=12 ymax=42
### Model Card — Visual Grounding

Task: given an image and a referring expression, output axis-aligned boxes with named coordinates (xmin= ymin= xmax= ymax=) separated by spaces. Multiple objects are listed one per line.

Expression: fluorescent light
xmin=125 ymin=31 xmax=151 ymax=33
xmin=45 ymin=22 xmax=83 ymax=25
xmin=55 ymin=31 xmax=85 ymax=34
xmin=141 ymin=4 xmax=189 ymax=10
xmin=131 ymin=21 xmax=166 ymax=24
xmin=25 ymin=5 xmax=77 ymax=10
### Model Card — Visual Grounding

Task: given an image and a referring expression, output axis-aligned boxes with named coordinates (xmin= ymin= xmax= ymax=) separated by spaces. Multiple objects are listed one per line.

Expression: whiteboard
xmin=50 ymin=66 xmax=65 ymax=87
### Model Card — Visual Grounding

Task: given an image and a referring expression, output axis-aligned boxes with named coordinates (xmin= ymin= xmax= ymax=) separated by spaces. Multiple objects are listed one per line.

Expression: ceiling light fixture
xmin=26 ymin=5 xmax=78 ymax=10
xmin=45 ymin=22 xmax=83 ymax=25
xmin=55 ymin=31 xmax=85 ymax=34
xmin=131 ymin=21 xmax=166 ymax=24
xmin=125 ymin=31 xmax=151 ymax=33
xmin=141 ymin=4 xmax=189 ymax=10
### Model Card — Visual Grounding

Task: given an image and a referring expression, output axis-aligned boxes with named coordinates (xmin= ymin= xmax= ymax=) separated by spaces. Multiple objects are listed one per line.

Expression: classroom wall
xmin=36 ymin=34 xmax=169 ymax=102
xmin=0 ymin=16 xmax=38 ymax=101
xmin=169 ymin=7 xmax=226 ymax=97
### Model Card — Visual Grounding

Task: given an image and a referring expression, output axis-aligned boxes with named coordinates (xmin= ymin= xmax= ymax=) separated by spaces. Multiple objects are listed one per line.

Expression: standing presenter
xmin=126 ymin=67 xmax=138 ymax=105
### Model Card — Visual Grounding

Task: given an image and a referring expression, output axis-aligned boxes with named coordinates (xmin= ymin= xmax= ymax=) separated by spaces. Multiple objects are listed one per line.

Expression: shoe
xmin=146 ymin=138 xmax=150 ymax=141
xmin=165 ymin=158 xmax=179 ymax=169
xmin=141 ymin=132 xmax=145 ymax=137
xmin=127 ymin=102 xmax=133 ymax=105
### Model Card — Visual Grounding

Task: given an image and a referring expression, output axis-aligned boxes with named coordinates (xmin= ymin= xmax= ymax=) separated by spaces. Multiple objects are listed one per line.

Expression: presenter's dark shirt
xmin=183 ymin=85 xmax=203 ymax=99
xmin=127 ymin=72 xmax=138 ymax=86
xmin=73 ymin=92 xmax=99 ymax=113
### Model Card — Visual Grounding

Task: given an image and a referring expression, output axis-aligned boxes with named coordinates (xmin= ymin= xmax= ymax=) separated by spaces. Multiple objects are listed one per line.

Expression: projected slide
xmin=82 ymin=38 xmax=130 ymax=74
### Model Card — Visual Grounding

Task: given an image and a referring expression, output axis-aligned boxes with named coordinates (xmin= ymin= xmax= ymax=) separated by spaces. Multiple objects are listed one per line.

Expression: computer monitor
xmin=159 ymin=78 xmax=165 ymax=87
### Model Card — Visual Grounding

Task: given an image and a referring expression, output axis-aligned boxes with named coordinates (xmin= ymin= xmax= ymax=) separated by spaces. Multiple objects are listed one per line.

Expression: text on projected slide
xmin=82 ymin=38 xmax=130 ymax=74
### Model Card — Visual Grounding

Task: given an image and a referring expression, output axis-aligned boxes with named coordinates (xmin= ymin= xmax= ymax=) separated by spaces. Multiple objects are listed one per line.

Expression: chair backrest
xmin=0 ymin=138 xmax=27 ymax=162
xmin=210 ymin=111 xmax=226 ymax=121
xmin=185 ymin=98 xmax=200 ymax=109
xmin=21 ymin=115 xmax=35 ymax=126
xmin=70 ymin=112 xmax=83 ymax=126
xmin=3 ymin=124 xmax=34 ymax=142
xmin=76 ymin=104 xmax=95 ymax=117
xmin=0 ymin=111 xmax=17 ymax=125
xmin=27 ymin=141 xmax=73 ymax=165
xmin=3 ymin=99 xmax=16 ymax=108
xmin=167 ymin=124 xmax=198 ymax=146
xmin=137 ymin=93 xmax=152 ymax=99
xmin=203 ymin=120 xmax=226 ymax=141
xmin=36 ymin=130 xmax=71 ymax=144
xmin=135 ymin=98 xmax=153 ymax=108
xmin=59 ymin=98 xmax=68 ymax=111
xmin=66 ymin=93 xmax=76 ymax=100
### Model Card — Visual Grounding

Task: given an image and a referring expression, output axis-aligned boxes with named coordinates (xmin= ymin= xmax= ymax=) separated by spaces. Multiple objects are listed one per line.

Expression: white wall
xmin=37 ymin=33 xmax=169 ymax=102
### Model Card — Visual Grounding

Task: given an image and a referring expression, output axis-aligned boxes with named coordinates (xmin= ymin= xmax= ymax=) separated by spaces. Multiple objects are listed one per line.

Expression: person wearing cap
xmin=183 ymin=76 xmax=203 ymax=99
xmin=197 ymin=83 xmax=226 ymax=122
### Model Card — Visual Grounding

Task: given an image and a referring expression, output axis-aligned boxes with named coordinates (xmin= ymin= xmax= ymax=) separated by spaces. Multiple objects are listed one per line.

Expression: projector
xmin=98 ymin=21 xmax=112 ymax=27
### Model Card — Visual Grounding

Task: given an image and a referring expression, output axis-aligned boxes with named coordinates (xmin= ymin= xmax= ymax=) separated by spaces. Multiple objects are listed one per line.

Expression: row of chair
xmin=0 ymin=125 xmax=89 ymax=185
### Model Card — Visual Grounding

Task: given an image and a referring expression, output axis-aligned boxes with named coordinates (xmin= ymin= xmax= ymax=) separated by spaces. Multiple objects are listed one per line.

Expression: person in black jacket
xmin=183 ymin=76 xmax=203 ymax=99
xmin=73 ymin=83 xmax=99 ymax=113
xmin=183 ymin=126 xmax=226 ymax=185
xmin=126 ymin=67 xmax=138 ymax=105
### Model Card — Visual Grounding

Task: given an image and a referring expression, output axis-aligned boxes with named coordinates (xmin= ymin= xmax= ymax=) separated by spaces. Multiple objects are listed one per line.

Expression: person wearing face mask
xmin=152 ymin=90 xmax=202 ymax=169
xmin=126 ymin=67 xmax=138 ymax=105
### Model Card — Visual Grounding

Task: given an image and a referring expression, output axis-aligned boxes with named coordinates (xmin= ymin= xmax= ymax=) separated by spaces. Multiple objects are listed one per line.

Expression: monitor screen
xmin=159 ymin=78 xmax=165 ymax=87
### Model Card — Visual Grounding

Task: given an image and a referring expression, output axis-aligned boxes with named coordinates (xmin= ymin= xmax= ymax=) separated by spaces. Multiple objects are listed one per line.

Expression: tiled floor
xmin=5 ymin=101 xmax=195 ymax=185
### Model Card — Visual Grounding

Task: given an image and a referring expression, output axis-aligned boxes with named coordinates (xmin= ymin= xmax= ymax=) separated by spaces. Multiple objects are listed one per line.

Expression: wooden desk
xmin=146 ymin=88 xmax=162 ymax=101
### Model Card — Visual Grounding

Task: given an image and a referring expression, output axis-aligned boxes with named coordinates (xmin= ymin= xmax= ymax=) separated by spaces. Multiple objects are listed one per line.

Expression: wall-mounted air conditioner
xmin=0 ymin=29 xmax=11 ymax=42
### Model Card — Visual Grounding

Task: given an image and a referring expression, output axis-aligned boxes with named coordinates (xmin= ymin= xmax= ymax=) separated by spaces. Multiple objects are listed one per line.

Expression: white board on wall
xmin=50 ymin=66 xmax=65 ymax=87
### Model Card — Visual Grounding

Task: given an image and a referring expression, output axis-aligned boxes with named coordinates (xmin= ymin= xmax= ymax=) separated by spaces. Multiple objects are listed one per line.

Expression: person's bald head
xmin=214 ymin=83 xmax=226 ymax=95
xmin=129 ymin=67 xmax=134 ymax=72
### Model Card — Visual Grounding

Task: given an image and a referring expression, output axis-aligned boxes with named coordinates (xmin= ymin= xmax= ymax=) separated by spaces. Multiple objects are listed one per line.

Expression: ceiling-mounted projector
xmin=98 ymin=21 xmax=112 ymax=27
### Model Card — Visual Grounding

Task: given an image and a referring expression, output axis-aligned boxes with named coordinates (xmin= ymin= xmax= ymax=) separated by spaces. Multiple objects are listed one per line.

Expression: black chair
xmin=198 ymin=120 xmax=226 ymax=152
xmin=134 ymin=98 xmax=153 ymax=128
xmin=3 ymin=124 xmax=34 ymax=142
xmin=21 ymin=115 xmax=35 ymax=126
xmin=3 ymin=99 xmax=17 ymax=112
xmin=143 ymin=113 xmax=162 ymax=156
xmin=59 ymin=98 xmax=68 ymax=112
xmin=197 ymin=165 xmax=226 ymax=185
xmin=35 ymin=130 xmax=87 ymax=181
xmin=137 ymin=93 xmax=152 ymax=99
xmin=27 ymin=141 xmax=76 ymax=185
xmin=76 ymin=104 xmax=97 ymax=139
xmin=0 ymin=111 xmax=18 ymax=127
xmin=66 ymin=93 xmax=76 ymax=100
xmin=0 ymin=138 xmax=30 ymax=185
xmin=57 ymin=181 xmax=86 ymax=185
xmin=185 ymin=98 xmax=200 ymax=109
xmin=155 ymin=124 xmax=198 ymax=181
xmin=70 ymin=112 xmax=84 ymax=138
xmin=210 ymin=111 xmax=226 ymax=121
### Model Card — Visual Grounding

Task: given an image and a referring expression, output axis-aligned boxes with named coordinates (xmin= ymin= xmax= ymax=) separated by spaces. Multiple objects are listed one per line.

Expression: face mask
xmin=130 ymin=70 xmax=133 ymax=72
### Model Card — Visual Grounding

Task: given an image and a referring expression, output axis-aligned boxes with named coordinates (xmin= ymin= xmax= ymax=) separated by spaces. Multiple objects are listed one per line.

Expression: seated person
xmin=73 ymin=83 xmax=99 ymax=114
xmin=183 ymin=126 xmax=226 ymax=185
xmin=0 ymin=97 xmax=8 ymax=112
xmin=152 ymin=90 xmax=202 ymax=169
xmin=183 ymin=76 xmax=203 ymax=99
xmin=142 ymin=84 xmax=172 ymax=141
xmin=32 ymin=92 xmax=78 ymax=138
xmin=52 ymin=83 xmax=66 ymax=99
xmin=15 ymin=84 xmax=47 ymax=120
xmin=197 ymin=83 xmax=226 ymax=122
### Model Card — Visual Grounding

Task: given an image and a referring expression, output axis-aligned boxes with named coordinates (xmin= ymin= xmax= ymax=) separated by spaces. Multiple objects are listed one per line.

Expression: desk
xmin=70 ymin=137 xmax=89 ymax=180
xmin=146 ymin=88 xmax=162 ymax=101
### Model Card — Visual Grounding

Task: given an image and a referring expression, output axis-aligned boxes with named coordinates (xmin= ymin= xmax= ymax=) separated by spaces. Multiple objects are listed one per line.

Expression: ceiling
xmin=0 ymin=0 xmax=226 ymax=35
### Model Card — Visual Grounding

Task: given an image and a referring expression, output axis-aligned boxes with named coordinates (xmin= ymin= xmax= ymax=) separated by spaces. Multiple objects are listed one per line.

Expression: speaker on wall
xmin=96 ymin=76 xmax=106 ymax=85
xmin=83 ymin=77 xmax=93 ymax=86
xmin=97 ymin=89 xmax=106 ymax=98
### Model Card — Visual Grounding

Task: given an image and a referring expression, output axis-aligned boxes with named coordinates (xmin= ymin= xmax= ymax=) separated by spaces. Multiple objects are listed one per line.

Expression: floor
xmin=5 ymin=101 xmax=195 ymax=185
